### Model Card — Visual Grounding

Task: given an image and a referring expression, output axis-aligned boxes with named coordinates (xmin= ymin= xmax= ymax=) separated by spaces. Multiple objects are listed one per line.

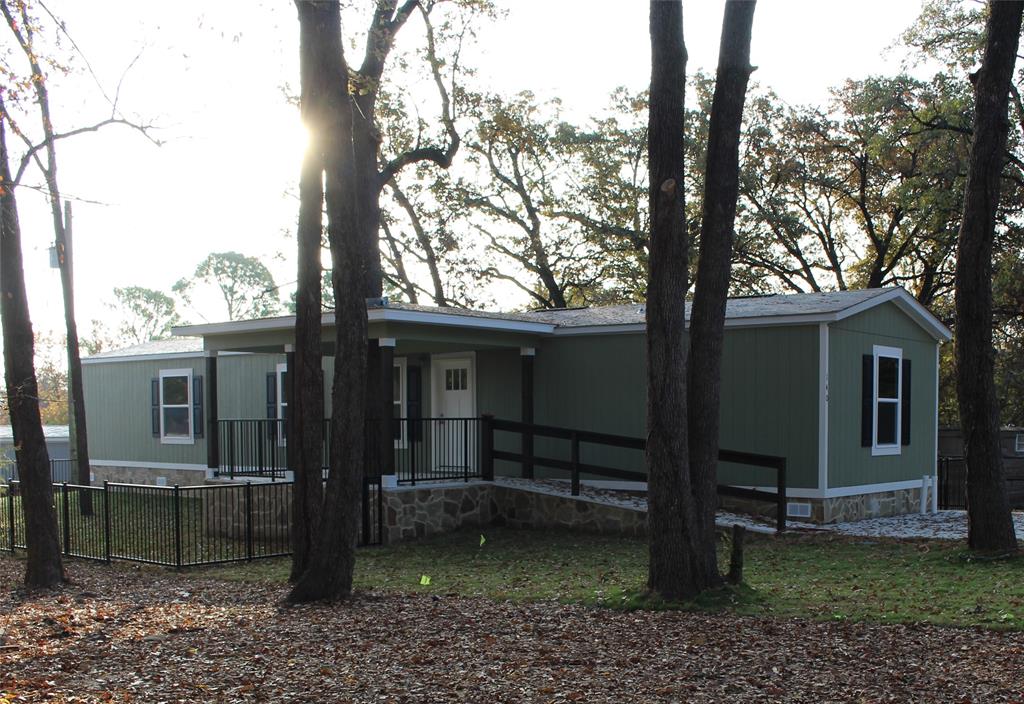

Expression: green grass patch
xmin=208 ymin=527 xmax=1024 ymax=630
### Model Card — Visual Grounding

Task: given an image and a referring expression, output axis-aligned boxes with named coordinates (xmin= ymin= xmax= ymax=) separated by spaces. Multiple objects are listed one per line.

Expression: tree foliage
xmin=110 ymin=286 xmax=181 ymax=344
xmin=174 ymin=251 xmax=281 ymax=322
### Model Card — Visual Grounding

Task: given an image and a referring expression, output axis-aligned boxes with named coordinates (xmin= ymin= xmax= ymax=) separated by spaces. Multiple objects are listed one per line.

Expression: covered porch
xmin=174 ymin=302 xmax=553 ymax=485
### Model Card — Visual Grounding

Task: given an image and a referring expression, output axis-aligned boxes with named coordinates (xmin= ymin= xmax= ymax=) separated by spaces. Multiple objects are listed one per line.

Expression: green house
xmin=82 ymin=287 xmax=950 ymax=523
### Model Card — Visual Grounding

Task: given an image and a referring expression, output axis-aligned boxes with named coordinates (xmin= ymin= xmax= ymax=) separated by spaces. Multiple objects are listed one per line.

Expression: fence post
xmin=361 ymin=476 xmax=370 ymax=546
xmin=480 ymin=415 xmax=494 ymax=481
xmin=245 ymin=482 xmax=254 ymax=561
xmin=6 ymin=483 xmax=14 ymax=552
xmin=776 ymin=459 xmax=787 ymax=533
xmin=173 ymin=485 xmax=182 ymax=569
xmin=61 ymin=482 xmax=70 ymax=555
xmin=227 ymin=422 xmax=236 ymax=479
xmin=463 ymin=419 xmax=470 ymax=483
xmin=103 ymin=481 xmax=111 ymax=563
xmin=571 ymin=432 xmax=580 ymax=496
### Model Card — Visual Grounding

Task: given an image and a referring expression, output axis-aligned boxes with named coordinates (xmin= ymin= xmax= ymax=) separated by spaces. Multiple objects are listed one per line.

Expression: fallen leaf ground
xmin=2 ymin=550 xmax=1024 ymax=702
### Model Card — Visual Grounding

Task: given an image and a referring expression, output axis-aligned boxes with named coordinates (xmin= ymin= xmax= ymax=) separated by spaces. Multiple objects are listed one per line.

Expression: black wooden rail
xmin=483 ymin=416 xmax=788 ymax=533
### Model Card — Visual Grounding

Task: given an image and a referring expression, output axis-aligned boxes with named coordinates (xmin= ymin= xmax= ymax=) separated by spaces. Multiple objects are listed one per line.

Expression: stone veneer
xmin=820 ymin=486 xmax=923 ymax=523
xmin=382 ymin=481 xmax=647 ymax=543
xmin=90 ymin=464 xmax=210 ymax=487
xmin=724 ymin=486 xmax=926 ymax=524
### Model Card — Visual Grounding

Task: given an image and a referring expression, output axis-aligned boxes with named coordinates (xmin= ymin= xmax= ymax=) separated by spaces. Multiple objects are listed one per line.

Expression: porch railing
xmin=216 ymin=417 xmax=484 ymax=485
xmin=395 ymin=417 xmax=482 ymax=485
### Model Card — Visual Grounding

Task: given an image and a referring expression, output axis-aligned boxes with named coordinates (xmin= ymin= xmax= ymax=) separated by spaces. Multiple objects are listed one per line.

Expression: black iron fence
xmin=395 ymin=417 xmax=482 ymax=485
xmin=1 ymin=477 xmax=383 ymax=566
xmin=0 ymin=458 xmax=78 ymax=484
xmin=937 ymin=454 xmax=1024 ymax=510
xmin=937 ymin=455 xmax=966 ymax=510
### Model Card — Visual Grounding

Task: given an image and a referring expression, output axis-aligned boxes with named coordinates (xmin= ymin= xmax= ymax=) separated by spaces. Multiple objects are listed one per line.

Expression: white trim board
xmin=90 ymin=460 xmax=209 ymax=471
xmin=176 ymin=308 xmax=555 ymax=338
xmin=83 ymin=350 xmax=252 ymax=366
xmin=738 ymin=478 xmax=934 ymax=500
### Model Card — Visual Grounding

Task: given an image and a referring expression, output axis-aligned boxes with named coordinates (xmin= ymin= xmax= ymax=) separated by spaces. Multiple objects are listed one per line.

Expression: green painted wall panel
xmin=83 ymin=357 xmax=208 ymax=465
xmin=828 ymin=303 xmax=939 ymax=488
xmin=529 ymin=327 xmax=820 ymax=488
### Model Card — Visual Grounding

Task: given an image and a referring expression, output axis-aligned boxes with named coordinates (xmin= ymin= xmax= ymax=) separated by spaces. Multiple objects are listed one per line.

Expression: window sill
xmin=871 ymin=445 xmax=901 ymax=457
xmin=161 ymin=436 xmax=195 ymax=446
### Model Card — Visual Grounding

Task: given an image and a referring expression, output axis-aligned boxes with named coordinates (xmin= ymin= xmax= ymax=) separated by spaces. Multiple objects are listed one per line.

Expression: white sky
xmin=10 ymin=0 xmax=935 ymax=344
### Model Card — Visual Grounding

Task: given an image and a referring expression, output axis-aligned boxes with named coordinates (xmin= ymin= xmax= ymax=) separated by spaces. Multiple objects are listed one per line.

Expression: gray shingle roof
xmin=86 ymin=337 xmax=203 ymax=360
xmin=522 ymin=288 xmax=893 ymax=327
xmin=0 ymin=425 xmax=69 ymax=441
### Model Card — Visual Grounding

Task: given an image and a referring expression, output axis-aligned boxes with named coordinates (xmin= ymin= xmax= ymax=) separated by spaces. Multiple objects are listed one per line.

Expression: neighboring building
xmin=82 ymin=287 xmax=951 ymax=523
xmin=0 ymin=424 xmax=72 ymax=482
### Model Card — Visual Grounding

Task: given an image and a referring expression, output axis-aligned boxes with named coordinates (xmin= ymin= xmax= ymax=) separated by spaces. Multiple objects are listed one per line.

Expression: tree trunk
xmin=0 ymin=104 xmax=64 ymax=589
xmin=686 ymin=0 xmax=756 ymax=590
xmin=289 ymin=0 xmax=329 ymax=581
xmin=287 ymin=0 xmax=367 ymax=602
xmin=646 ymin=0 xmax=702 ymax=601
xmin=954 ymin=0 xmax=1022 ymax=554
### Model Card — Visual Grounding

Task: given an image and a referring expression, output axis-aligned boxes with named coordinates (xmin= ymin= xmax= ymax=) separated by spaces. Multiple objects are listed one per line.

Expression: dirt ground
xmin=1 ymin=558 xmax=1023 ymax=703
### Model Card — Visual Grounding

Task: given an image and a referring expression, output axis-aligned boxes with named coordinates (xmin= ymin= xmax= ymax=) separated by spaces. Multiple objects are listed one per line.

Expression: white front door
xmin=431 ymin=357 xmax=476 ymax=476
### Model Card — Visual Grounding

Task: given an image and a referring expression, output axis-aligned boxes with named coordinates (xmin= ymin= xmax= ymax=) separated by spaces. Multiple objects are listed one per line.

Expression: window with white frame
xmin=159 ymin=368 xmax=193 ymax=444
xmin=1016 ymin=433 xmax=1024 ymax=454
xmin=872 ymin=345 xmax=902 ymax=455
xmin=393 ymin=357 xmax=407 ymax=448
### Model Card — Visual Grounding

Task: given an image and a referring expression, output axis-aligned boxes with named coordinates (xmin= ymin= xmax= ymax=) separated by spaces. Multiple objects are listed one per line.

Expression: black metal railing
xmin=0 ymin=474 xmax=385 ymax=564
xmin=937 ymin=455 xmax=966 ymax=510
xmin=216 ymin=417 xmax=481 ymax=486
xmin=0 ymin=458 xmax=78 ymax=483
xmin=395 ymin=417 xmax=482 ymax=485
xmin=485 ymin=416 xmax=789 ymax=533
xmin=0 ymin=478 xmax=385 ymax=565
xmin=218 ymin=419 xmax=289 ymax=479
xmin=937 ymin=454 xmax=1024 ymax=510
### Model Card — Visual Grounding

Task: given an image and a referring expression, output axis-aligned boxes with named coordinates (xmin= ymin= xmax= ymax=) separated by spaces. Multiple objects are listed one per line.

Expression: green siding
xmin=718 ymin=326 xmax=820 ymax=489
xmin=827 ymin=302 xmax=939 ymax=488
xmin=529 ymin=328 xmax=820 ymax=488
xmin=83 ymin=357 xmax=208 ymax=465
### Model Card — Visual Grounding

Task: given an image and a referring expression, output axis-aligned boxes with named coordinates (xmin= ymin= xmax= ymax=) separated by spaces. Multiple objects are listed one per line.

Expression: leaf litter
xmin=0 ymin=557 xmax=1022 ymax=703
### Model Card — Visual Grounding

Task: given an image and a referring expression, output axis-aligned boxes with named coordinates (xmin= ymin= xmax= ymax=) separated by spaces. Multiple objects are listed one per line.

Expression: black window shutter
xmin=266 ymin=372 xmax=277 ymax=440
xmin=193 ymin=375 xmax=204 ymax=439
xmin=901 ymin=359 xmax=911 ymax=446
xmin=407 ymin=365 xmax=422 ymax=442
xmin=861 ymin=355 xmax=873 ymax=447
xmin=151 ymin=378 xmax=160 ymax=437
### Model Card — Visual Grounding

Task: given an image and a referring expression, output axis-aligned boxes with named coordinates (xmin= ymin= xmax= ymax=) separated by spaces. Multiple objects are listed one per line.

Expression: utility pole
xmin=56 ymin=201 xmax=92 ymax=513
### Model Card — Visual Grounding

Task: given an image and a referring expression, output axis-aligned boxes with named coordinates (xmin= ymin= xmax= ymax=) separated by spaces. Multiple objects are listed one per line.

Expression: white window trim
xmin=159 ymin=368 xmax=194 ymax=445
xmin=276 ymin=362 xmax=288 ymax=447
xmin=871 ymin=344 xmax=902 ymax=456
xmin=1015 ymin=433 xmax=1024 ymax=454
xmin=394 ymin=357 xmax=407 ymax=449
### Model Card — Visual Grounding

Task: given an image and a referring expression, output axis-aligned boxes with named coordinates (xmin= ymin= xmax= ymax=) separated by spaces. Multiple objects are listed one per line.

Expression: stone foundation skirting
xmin=90 ymin=464 xmax=210 ymax=487
xmin=382 ymin=481 xmax=646 ymax=543
xmin=820 ymin=487 xmax=923 ymax=523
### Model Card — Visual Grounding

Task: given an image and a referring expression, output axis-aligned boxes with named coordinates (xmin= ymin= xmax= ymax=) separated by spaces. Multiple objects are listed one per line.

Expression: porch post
xmin=521 ymin=347 xmax=535 ymax=479
xmin=285 ymin=345 xmax=296 ymax=479
xmin=205 ymin=351 xmax=219 ymax=472
xmin=378 ymin=338 xmax=396 ymax=479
